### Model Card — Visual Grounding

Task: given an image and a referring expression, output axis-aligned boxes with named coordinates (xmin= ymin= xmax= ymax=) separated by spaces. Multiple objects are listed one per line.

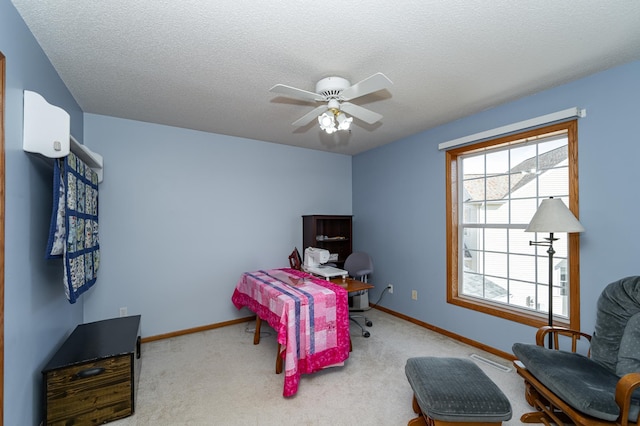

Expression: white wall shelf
xmin=23 ymin=90 xmax=103 ymax=182
xmin=70 ymin=135 xmax=103 ymax=183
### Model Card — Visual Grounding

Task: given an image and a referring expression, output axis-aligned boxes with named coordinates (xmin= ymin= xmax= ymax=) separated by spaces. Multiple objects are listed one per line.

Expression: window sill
xmin=448 ymin=294 xmax=571 ymax=329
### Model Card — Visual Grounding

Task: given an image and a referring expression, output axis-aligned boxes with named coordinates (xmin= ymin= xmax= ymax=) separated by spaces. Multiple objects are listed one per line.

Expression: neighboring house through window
xmin=446 ymin=121 xmax=580 ymax=329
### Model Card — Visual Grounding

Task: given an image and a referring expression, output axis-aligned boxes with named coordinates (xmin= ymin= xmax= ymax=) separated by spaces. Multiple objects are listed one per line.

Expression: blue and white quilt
xmin=46 ymin=152 xmax=100 ymax=303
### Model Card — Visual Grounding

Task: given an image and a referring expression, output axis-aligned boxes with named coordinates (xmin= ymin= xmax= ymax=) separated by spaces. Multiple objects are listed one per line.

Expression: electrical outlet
xmin=387 ymin=284 xmax=393 ymax=294
xmin=411 ymin=290 xmax=418 ymax=300
xmin=119 ymin=307 xmax=127 ymax=317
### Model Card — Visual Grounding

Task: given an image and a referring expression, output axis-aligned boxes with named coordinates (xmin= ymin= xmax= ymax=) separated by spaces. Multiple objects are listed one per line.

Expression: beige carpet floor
xmin=112 ymin=309 xmax=531 ymax=425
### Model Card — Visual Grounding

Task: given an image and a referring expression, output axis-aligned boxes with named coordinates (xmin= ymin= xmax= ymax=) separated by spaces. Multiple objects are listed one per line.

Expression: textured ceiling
xmin=11 ymin=0 xmax=640 ymax=155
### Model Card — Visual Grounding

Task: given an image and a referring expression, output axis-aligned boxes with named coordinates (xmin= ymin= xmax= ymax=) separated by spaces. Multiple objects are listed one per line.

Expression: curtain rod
xmin=438 ymin=107 xmax=586 ymax=151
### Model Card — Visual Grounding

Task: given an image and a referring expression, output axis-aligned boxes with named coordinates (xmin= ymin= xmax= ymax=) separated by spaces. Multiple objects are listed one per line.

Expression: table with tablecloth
xmin=231 ymin=268 xmax=351 ymax=396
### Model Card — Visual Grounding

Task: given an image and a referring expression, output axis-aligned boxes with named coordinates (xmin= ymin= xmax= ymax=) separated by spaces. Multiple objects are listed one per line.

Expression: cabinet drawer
xmin=45 ymin=355 xmax=133 ymax=425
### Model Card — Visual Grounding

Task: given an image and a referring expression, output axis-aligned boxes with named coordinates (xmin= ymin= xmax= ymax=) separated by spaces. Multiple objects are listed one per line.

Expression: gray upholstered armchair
xmin=513 ymin=276 xmax=640 ymax=425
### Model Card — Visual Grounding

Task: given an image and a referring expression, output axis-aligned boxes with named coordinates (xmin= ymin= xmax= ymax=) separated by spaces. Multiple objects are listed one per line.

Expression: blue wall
xmin=82 ymin=114 xmax=352 ymax=336
xmin=352 ymin=60 xmax=640 ymax=354
xmin=1 ymin=0 xmax=85 ymax=424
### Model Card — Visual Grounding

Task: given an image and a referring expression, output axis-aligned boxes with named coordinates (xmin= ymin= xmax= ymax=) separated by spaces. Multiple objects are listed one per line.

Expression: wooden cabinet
xmin=42 ymin=315 xmax=141 ymax=425
xmin=302 ymin=215 xmax=352 ymax=268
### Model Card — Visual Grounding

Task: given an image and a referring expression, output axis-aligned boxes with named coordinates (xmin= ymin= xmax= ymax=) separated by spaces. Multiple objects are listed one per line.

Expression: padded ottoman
xmin=405 ymin=357 xmax=512 ymax=425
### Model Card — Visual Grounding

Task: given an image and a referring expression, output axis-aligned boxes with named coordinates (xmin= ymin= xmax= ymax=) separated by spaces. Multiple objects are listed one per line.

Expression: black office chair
xmin=344 ymin=252 xmax=374 ymax=337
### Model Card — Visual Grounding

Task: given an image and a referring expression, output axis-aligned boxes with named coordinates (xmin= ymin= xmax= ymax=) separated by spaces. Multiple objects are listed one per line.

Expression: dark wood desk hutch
xmin=42 ymin=315 xmax=142 ymax=425
xmin=302 ymin=215 xmax=352 ymax=268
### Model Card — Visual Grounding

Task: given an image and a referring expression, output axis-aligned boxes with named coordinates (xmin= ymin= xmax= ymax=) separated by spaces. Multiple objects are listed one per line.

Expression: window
xmin=446 ymin=121 xmax=580 ymax=329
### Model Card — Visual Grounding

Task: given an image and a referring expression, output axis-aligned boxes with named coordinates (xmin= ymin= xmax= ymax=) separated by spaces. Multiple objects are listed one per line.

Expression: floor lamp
xmin=525 ymin=197 xmax=584 ymax=348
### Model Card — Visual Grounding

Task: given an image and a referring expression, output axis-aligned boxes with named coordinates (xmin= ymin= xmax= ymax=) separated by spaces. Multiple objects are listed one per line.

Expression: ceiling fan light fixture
xmin=318 ymin=108 xmax=353 ymax=133
xmin=318 ymin=109 xmax=352 ymax=134
xmin=318 ymin=111 xmax=336 ymax=132
xmin=336 ymin=112 xmax=352 ymax=131
xmin=270 ymin=72 xmax=392 ymax=135
xmin=318 ymin=111 xmax=336 ymax=130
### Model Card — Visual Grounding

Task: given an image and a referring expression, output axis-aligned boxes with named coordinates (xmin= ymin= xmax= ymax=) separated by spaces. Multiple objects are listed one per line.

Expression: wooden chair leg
xmin=412 ymin=394 xmax=421 ymax=414
xmin=408 ymin=394 xmax=428 ymax=426
xmin=407 ymin=416 xmax=428 ymax=426
xmin=253 ymin=316 xmax=261 ymax=345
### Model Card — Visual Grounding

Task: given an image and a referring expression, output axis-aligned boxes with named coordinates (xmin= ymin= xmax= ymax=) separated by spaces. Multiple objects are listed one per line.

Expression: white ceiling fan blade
xmin=269 ymin=84 xmax=324 ymax=102
xmin=340 ymin=72 xmax=393 ymax=101
xmin=340 ymin=102 xmax=383 ymax=125
xmin=291 ymin=105 xmax=329 ymax=127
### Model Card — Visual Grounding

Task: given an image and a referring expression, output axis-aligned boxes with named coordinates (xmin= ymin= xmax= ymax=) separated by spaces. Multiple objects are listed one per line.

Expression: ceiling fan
xmin=269 ymin=72 xmax=393 ymax=133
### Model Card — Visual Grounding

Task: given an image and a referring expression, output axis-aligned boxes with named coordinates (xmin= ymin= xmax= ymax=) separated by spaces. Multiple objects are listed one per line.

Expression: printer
xmin=303 ymin=247 xmax=348 ymax=280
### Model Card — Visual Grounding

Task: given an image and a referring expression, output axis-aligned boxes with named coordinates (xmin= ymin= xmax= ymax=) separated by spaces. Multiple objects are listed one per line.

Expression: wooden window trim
xmin=446 ymin=120 xmax=580 ymax=330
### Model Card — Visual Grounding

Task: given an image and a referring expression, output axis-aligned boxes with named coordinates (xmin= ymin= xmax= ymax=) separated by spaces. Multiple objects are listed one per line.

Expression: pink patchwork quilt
xmin=232 ymin=268 xmax=350 ymax=396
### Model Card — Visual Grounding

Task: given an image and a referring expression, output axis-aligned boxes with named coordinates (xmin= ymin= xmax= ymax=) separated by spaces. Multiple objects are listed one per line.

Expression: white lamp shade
xmin=525 ymin=198 xmax=585 ymax=233
xmin=336 ymin=112 xmax=352 ymax=130
xmin=318 ymin=112 xmax=334 ymax=127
